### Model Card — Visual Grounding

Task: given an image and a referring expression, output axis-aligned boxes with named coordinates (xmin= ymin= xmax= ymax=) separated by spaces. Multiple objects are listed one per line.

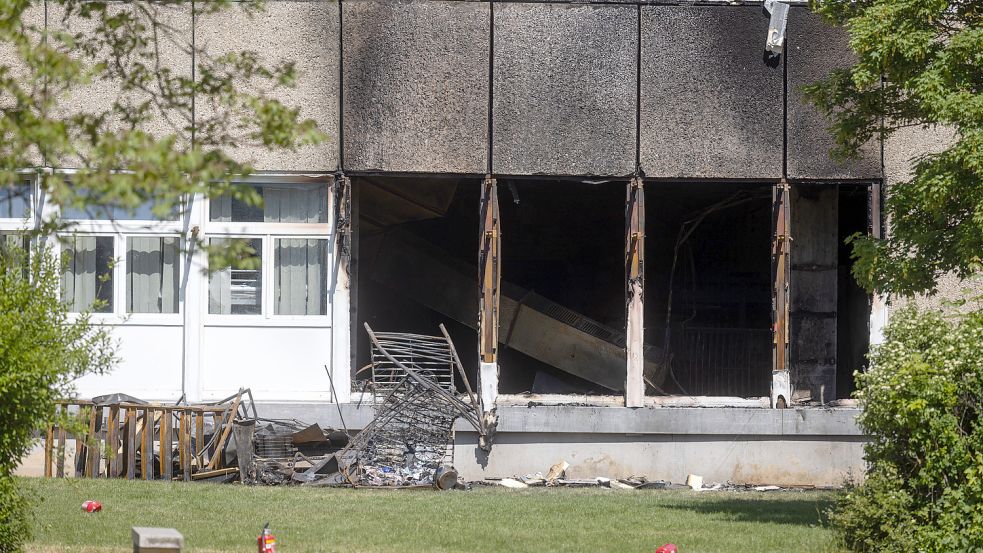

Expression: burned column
xmin=771 ymin=180 xmax=791 ymax=408
xmin=625 ymin=177 xmax=645 ymax=407
xmin=478 ymin=176 xmax=501 ymax=407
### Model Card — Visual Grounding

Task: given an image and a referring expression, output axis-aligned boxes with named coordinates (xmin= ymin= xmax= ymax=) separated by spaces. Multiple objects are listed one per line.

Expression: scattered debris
xmin=498 ymin=478 xmax=529 ymax=489
xmin=326 ymin=325 xmax=487 ymax=488
xmin=686 ymin=474 xmax=703 ymax=490
xmin=546 ymin=460 xmax=569 ymax=484
xmin=754 ymin=485 xmax=781 ymax=492
xmin=81 ymin=500 xmax=102 ymax=513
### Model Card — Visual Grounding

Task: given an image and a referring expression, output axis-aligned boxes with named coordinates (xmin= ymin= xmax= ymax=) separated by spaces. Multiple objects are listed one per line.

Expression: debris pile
xmin=328 ymin=324 xmax=489 ymax=487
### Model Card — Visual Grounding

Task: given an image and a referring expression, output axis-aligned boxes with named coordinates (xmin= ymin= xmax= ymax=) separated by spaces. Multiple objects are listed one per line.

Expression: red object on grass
xmin=80 ymin=500 xmax=102 ymax=513
xmin=258 ymin=523 xmax=277 ymax=553
xmin=655 ymin=544 xmax=678 ymax=553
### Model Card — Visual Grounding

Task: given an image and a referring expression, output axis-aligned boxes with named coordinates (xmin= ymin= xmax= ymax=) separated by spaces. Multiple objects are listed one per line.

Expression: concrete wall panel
xmin=46 ymin=2 xmax=192 ymax=167
xmin=343 ymin=0 xmax=489 ymax=174
xmin=640 ymin=6 xmax=783 ymax=179
xmin=493 ymin=3 xmax=637 ymax=177
xmin=197 ymin=1 xmax=339 ymax=171
xmin=0 ymin=4 xmax=44 ymax=165
xmin=787 ymin=8 xmax=880 ymax=180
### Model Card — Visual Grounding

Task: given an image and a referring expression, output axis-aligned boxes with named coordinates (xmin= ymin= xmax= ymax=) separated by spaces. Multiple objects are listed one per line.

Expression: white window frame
xmin=203 ymin=175 xmax=333 ymax=328
xmin=52 ymin=170 xmax=187 ymax=326
xmin=0 ymin=172 xmax=39 ymax=233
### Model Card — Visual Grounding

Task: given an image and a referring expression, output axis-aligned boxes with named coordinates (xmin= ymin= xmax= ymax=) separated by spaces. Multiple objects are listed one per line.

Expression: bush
xmin=0 ymin=246 xmax=114 ymax=552
xmin=831 ymin=307 xmax=983 ymax=552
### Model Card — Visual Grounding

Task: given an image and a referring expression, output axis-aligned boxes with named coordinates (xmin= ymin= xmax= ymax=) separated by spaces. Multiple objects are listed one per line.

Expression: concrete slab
xmin=786 ymin=8 xmax=880 ymax=179
xmin=342 ymin=0 xmax=489 ymax=174
xmin=639 ymin=6 xmax=783 ymax=179
xmin=492 ymin=3 xmax=637 ymax=176
xmin=455 ymin=431 xmax=865 ymax=486
xmin=132 ymin=527 xmax=183 ymax=553
xmin=196 ymin=1 xmax=339 ymax=171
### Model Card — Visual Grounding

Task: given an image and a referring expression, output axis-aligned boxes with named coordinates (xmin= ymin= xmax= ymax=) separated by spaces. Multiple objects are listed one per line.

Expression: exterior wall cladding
xmin=20 ymin=0 xmax=941 ymax=485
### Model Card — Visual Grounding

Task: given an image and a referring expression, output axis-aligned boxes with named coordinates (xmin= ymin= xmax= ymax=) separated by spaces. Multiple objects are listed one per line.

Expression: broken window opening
xmin=646 ymin=182 xmax=773 ymax=398
xmin=354 ymin=175 xmax=482 ymax=396
xmin=836 ymin=183 xmax=871 ymax=400
xmin=496 ymin=179 xmax=627 ymax=396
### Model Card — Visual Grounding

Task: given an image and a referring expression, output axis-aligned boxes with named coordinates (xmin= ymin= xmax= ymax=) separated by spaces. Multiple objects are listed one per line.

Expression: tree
xmin=804 ymin=0 xmax=982 ymax=297
xmin=0 ymin=2 xmax=325 ymax=549
xmin=0 ymin=245 xmax=115 ymax=552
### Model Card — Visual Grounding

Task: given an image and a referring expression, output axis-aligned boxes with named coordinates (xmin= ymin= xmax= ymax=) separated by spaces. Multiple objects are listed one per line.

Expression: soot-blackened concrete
xmin=343 ymin=1 xmax=489 ymax=174
xmin=786 ymin=8 xmax=880 ymax=180
xmin=640 ymin=6 xmax=783 ymax=179
xmin=492 ymin=3 xmax=637 ymax=177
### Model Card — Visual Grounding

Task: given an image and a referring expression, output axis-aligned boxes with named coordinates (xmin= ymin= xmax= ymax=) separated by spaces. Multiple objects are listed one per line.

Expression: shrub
xmin=831 ymin=307 xmax=983 ymax=552
xmin=0 ymin=246 xmax=114 ymax=552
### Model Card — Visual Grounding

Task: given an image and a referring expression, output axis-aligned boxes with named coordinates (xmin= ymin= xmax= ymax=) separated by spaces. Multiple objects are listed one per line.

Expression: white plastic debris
xmin=499 ymin=478 xmax=529 ymax=489
xmin=754 ymin=485 xmax=782 ymax=492
xmin=686 ymin=474 xmax=704 ymax=490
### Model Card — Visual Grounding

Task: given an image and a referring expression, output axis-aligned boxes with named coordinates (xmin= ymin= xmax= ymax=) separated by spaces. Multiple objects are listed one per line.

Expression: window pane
xmin=0 ymin=233 xmax=30 ymax=276
xmin=208 ymin=238 xmax=262 ymax=315
xmin=0 ymin=183 xmax=31 ymax=219
xmin=210 ymin=183 xmax=328 ymax=223
xmin=127 ymin=237 xmax=180 ymax=314
xmin=62 ymin=200 xmax=177 ymax=221
xmin=274 ymin=239 xmax=327 ymax=315
xmin=61 ymin=236 xmax=114 ymax=313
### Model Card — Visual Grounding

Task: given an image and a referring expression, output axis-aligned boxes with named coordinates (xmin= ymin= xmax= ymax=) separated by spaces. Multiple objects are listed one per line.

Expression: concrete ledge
xmin=256 ymin=402 xmax=862 ymax=437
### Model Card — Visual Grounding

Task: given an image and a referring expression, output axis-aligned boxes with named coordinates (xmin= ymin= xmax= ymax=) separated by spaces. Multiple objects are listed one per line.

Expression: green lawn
xmin=21 ymin=477 xmax=845 ymax=553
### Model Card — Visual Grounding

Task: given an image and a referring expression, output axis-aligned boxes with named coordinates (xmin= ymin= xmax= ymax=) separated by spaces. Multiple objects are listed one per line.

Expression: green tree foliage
xmin=805 ymin=0 xmax=982 ymax=296
xmin=0 ymin=2 xmax=324 ymax=549
xmin=830 ymin=309 xmax=983 ymax=551
xmin=0 ymin=246 xmax=114 ymax=552
xmin=0 ymin=0 xmax=325 ymax=263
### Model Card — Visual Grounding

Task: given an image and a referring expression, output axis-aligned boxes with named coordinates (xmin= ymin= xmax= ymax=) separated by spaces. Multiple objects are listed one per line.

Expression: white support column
xmin=181 ymin=193 xmax=206 ymax=402
xmin=625 ymin=177 xmax=645 ymax=408
xmin=329 ymin=176 xmax=352 ymax=402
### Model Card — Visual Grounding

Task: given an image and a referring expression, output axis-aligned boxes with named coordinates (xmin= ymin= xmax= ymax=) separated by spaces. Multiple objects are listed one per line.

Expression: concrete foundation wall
xmin=258 ymin=403 xmax=866 ymax=487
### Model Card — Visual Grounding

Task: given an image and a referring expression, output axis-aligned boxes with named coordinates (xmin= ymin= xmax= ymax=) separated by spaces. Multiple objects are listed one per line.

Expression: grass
xmin=21 ymin=477 xmax=845 ymax=553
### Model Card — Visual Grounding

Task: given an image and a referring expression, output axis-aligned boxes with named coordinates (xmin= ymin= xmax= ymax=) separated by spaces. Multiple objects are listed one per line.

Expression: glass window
xmin=61 ymin=200 xmax=177 ymax=221
xmin=0 ymin=183 xmax=31 ymax=219
xmin=274 ymin=239 xmax=327 ymax=315
xmin=0 ymin=233 xmax=29 ymax=254
xmin=127 ymin=237 xmax=180 ymax=314
xmin=61 ymin=236 xmax=114 ymax=313
xmin=1 ymin=233 xmax=30 ymax=277
xmin=210 ymin=183 xmax=327 ymax=223
xmin=208 ymin=238 xmax=262 ymax=315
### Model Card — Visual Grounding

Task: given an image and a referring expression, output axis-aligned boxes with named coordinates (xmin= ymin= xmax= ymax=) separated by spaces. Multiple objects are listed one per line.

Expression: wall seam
xmin=338 ymin=0 xmax=345 ymax=172
xmin=635 ymin=4 xmax=642 ymax=175
xmin=487 ymin=1 xmax=494 ymax=175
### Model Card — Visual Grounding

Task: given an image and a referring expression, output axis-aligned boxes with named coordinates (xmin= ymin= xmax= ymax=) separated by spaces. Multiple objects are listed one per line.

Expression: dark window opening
xmin=354 ymin=176 xmax=481 ymax=394
xmin=836 ymin=183 xmax=871 ymax=399
xmin=645 ymin=183 xmax=772 ymax=397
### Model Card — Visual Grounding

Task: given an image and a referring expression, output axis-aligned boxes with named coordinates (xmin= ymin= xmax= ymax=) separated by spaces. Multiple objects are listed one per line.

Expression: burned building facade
xmin=4 ymin=0 xmax=925 ymax=485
